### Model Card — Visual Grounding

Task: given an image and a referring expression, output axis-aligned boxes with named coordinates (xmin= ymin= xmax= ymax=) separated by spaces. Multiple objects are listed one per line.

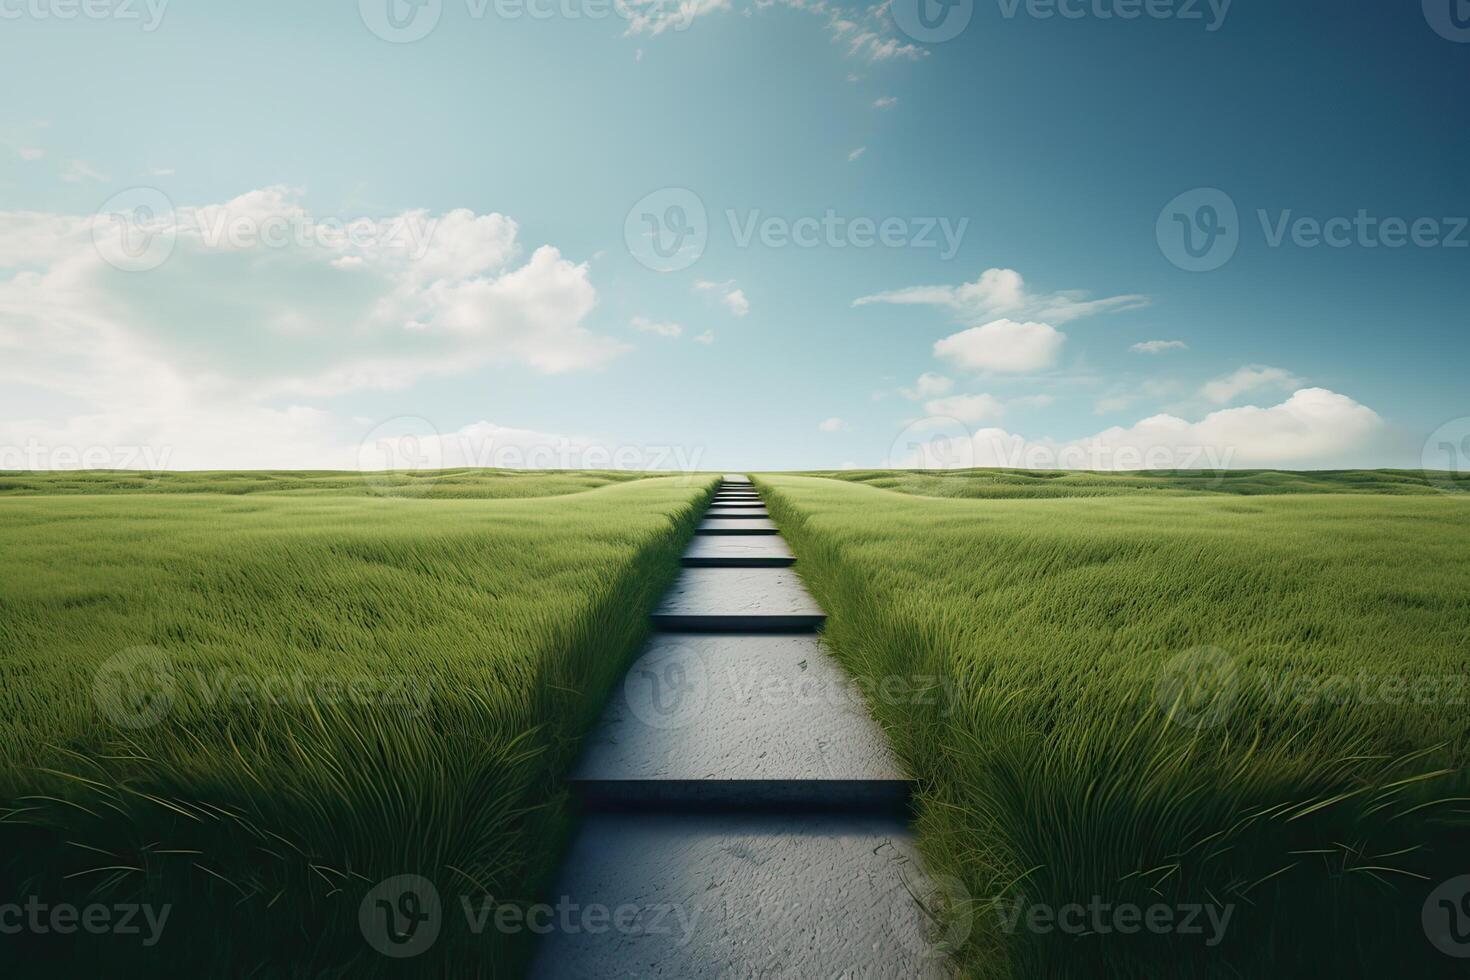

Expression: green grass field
xmin=755 ymin=474 xmax=1470 ymax=977
xmin=809 ymin=466 xmax=1470 ymax=498
xmin=0 ymin=472 xmax=714 ymax=977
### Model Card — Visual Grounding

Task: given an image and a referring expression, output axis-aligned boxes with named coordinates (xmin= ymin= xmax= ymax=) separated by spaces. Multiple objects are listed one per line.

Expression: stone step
xmin=682 ymin=536 xmax=795 ymax=567
xmin=700 ymin=509 xmax=769 ymax=520
xmin=651 ymin=567 xmax=824 ymax=630
xmin=707 ymin=501 xmax=763 ymax=508
xmin=570 ymin=633 xmax=907 ymax=807
xmin=696 ymin=518 xmax=779 ymax=535
xmin=527 ymin=812 xmax=944 ymax=979
xmin=722 ymin=474 xmax=753 ymax=483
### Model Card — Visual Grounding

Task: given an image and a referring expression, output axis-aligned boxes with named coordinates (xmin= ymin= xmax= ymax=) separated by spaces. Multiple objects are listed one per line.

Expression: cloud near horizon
xmin=892 ymin=388 xmax=1386 ymax=471
xmin=0 ymin=187 xmax=627 ymax=468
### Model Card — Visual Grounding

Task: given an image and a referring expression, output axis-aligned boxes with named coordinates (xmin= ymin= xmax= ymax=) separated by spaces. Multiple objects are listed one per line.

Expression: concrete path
xmin=531 ymin=478 xmax=937 ymax=978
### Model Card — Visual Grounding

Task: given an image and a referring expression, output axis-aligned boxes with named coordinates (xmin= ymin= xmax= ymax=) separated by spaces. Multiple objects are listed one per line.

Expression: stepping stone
xmin=651 ymin=567 xmax=823 ymax=630
xmin=712 ymin=495 xmax=760 ymax=502
xmin=570 ymin=633 xmax=907 ymax=807
xmin=696 ymin=518 xmax=778 ymax=535
xmin=682 ymin=536 xmax=794 ymax=567
xmin=700 ymin=509 xmax=768 ymax=519
xmin=528 ymin=812 xmax=946 ymax=979
xmin=707 ymin=501 xmax=763 ymax=508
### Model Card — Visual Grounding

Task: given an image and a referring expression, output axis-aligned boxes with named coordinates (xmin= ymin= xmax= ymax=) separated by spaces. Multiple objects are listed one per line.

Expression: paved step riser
xmin=651 ymin=613 xmax=823 ymax=631
xmin=701 ymin=512 xmax=769 ymax=520
xmin=528 ymin=814 xmax=940 ymax=979
xmin=682 ymin=536 xmax=796 ymax=568
xmin=574 ymin=780 xmax=911 ymax=812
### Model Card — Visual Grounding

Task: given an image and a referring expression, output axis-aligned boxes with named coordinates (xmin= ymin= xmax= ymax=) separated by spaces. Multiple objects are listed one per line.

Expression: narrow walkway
xmin=531 ymin=476 xmax=938 ymax=978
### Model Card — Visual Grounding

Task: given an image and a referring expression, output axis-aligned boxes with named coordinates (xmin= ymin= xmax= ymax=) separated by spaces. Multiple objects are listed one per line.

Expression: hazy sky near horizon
xmin=1 ymin=0 xmax=1467 ymax=473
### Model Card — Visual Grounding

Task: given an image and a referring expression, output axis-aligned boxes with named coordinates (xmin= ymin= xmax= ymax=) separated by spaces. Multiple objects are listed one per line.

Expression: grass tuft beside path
xmin=756 ymin=474 xmax=1470 ymax=978
xmin=0 ymin=473 xmax=715 ymax=977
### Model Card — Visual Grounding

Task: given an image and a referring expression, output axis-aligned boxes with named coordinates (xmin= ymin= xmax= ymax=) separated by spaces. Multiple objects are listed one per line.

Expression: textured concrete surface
xmin=571 ymin=633 xmax=905 ymax=797
xmin=696 ymin=518 xmax=779 ymax=535
xmin=722 ymin=474 xmax=753 ymax=483
xmin=528 ymin=812 xmax=947 ymax=980
xmin=652 ymin=568 xmax=824 ymax=630
xmin=682 ymin=536 xmax=794 ymax=567
xmin=701 ymin=509 xmax=769 ymax=519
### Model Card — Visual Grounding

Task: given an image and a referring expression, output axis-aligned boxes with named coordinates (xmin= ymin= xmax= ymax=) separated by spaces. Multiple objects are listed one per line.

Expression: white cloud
xmin=848 ymin=146 xmax=866 ymax=162
xmin=872 ymin=96 xmax=898 ymax=108
xmin=855 ymin=267 xmax=1148 ymax=325
xmin=694 ymin=329 xmax=715 ymax=344
xmin=0 ymin=188 xmax=628 ymax=468
xmin=696 ymin=279 xmax=749 ymax=317
xmin=631 ymin=315 xmax=682 ymax=338
xmin=923 ymin=393 xmax=1005 ymax=423
xmin=18 ymin=147 xmax=44 ymax=161
xmin=818 ymin=417 xmax=850 ymax=432
xmin=934 ymin=319 xmax=1065 ymax=374
xmin=898 ymin=372 xmax=953 ymax=400
xmin=894 ymin=388 xmax=1385 ymax=471
xmin=1201 ymin=365 xmax=1302 ymax=405
xmin=621 ymin=0 xmax=923 ymax=61
xmin=60 ymin=159 xmax=109 ymax=183
xmin=1132 ymin=339 xmax=1187 ymax=354
xmin=145 ymin=167 xmax=176 ymax=178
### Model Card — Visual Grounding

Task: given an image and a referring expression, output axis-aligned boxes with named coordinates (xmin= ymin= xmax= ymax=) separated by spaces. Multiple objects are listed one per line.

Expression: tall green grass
xmin=0 ymin=475 xmax=714 ymax=976
xmin=756 ymin=475 xmax=1470 ymax=978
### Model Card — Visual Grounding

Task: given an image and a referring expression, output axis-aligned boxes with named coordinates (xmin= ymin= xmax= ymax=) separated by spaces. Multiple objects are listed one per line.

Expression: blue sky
xmin=1 ymin=0 xmax=1466 ymax=472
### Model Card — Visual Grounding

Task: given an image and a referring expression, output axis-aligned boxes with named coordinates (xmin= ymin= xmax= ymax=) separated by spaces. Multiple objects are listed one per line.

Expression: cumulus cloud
xmin=1132 ymin=339 xmax=1187 ymax=354
xmin=893 ymin=388 xmax=1384 ymax=471
xmin=694 ymin=329 xmax=716 ymax=344
xmin=696 ymin=279 xmax=749 ymax=316
xmin=923 ymin=393 xmax=1006 ymax=424
xmin=933 ymin=318 xmax=1065 ymax=374
xmin=0 ymin=187 xmax=627 ymax=468
xmin=1201 ymin=365 xmax=1303 ymax=404
xmin=898 ymin=372 xmax=953 ymax=400
xmin=631 ymin=315 xmax=683 ymax=338
xmin=872 ymin=96 xmax=898 ymax=108
xmin=855 ymin=267 xmax=1148 ymax=325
